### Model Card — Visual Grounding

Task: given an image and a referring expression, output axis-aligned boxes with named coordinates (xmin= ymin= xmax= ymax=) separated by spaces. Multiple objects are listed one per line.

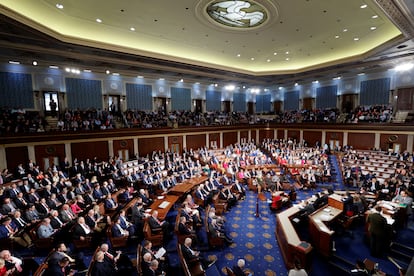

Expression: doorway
xmin=108 ymin=95 xmax=120 ymax=115
xmin=223 ymin=101 xmax=231 ymax=113
xmin=43 ymin=91 xmax=59 ymax=117
xmin=195 ymin=99 xmax=202 ymax=113
xmin=248 ymin=102 xmax=254 ymax=115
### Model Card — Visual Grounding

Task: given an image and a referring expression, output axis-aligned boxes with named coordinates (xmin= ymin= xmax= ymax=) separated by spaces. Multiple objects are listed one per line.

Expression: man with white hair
xmin=233 ymin=258 xmax=252 ymax=276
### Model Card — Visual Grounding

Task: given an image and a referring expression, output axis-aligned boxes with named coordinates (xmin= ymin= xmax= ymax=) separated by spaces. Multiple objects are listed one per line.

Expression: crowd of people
xmin=0 ymin=103 xmax=400 ymax=135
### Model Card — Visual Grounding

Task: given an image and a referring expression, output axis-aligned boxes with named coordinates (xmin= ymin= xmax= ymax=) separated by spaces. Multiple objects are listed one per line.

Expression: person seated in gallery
xmin=269 ymin=191 xmax=290 ymax=212
xmin=208 ymin=218 xmax=233 ymax=245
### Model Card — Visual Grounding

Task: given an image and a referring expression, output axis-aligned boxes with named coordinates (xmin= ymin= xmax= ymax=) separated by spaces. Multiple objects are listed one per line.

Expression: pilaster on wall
xmin=133 ymin=138 xmax=139 ymax=156
xmin=284 ymin=129 xmax=288 ymax=140
xmin=28 ymin=146 xmax=35 ymax=163
xmin=237 ymin=131 xmax=240 ymax=144
xmin=220 ymin=133 xmax=223 ymax=148
xmin=299 ymin=130 xmax=303 ymax=143
xmin=343 ymin=132 xmax=348 ymax=147
xmin=206 ymin=133 xmax=209 ymax=148
xmin=321 ymin=130 xmax=326 ymax=146
xmin=108 ymin=140 xmax=114 ymax=157
xmin=183 ymin=135 xmax=187 ymax=150
xmin=0 ymin=146 xmax=6 ymax=169
xmin=248 ymin=130 xmax=252 ymax=142
xmin=64 ymin=143 xmax=72 ymax=164
xmin=164 ymin=136 xmax=169 ymax=152
xmin=374 ymin=133 xmax=381 ymax=150
xmin=274 ymin=129 xmax=277 ymax=139
xmin=407 ymin=135 xmax=413 ymax=152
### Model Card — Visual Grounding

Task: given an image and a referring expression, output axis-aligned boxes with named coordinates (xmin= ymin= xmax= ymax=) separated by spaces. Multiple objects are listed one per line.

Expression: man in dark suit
xmin=232 ymin=258 xmax=249 ymax=276
xmin=367 ymin=206 xmax=391 ymax=257
xmin=181 ymin=237 xmax=213 ymax=269
xmin=72 ymin=217 xmax=92 ymax=241
xmin=148 ymin=210 xmax=170 ymax=239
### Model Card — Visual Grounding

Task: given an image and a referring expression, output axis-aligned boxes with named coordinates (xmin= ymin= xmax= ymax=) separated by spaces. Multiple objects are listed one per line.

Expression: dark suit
xmin=72 ymin=224 xmax=90 ymax=240
xmin=232 ymin=265 xmax=246 ymax=276
xmin=367 ymin=212 xmax=391 ymax=257
xmin=91 ymin=260 xmax=116 ymax=276
xmin=44 ymin=263 xmax=66 ymax=276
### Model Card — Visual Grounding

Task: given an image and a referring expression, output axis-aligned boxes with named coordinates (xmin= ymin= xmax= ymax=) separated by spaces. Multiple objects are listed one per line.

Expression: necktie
xmin=6 ymin=224 xmax=13 ymax=233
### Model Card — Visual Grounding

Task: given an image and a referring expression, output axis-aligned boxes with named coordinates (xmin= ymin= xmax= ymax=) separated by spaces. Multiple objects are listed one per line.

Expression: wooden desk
xmin=309 ymin=205 xmax=342 ymax=257
xmin=276 ymin=206 xmax=312 ymax=270
xmin=168 ymin=176 xmax=207 ymax=196
xmin=328 ymin=194 xmax=344 ymax=211
xmin=149 ymin=195 xmax=180 ymax=220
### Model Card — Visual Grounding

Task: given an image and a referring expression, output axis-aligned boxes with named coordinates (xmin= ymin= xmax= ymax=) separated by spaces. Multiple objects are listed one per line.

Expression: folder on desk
xmin=158 ymin=201 xmax=170 ymax=209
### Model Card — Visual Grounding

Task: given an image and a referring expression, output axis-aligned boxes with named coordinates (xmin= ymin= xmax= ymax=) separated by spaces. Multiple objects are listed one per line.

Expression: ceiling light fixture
xmin=159 ymin=78 xmax=164 ymax=80
xmin=278 ymin=87 xmax=283 ymax=90
xmin=285 ymin=51 xmax=289 ymax=54
xmin=106 ymin=70 xmax=110 ymax=74
xmin=179 ymin=79 xmax=184 ymax=82
xmin=312 ymin=80 xmax=319 ymax=84
xmin=358 ymin=72 xmax=365 ymax=76
xmin=251 ymin=57 xmax=255 ymax=60
xmin=343 ymin=28 xmax=348 ymax=32
xmin=214 ymin=83 xmax=218 ymax=87
xmin=333 ymin=76 xmax=341 ymax=80
xmin=335 ymin=35 xmax=340 ymax=39
xmin=370 ymin=26 xmax=376 ymax=30
xmin=137 ymin=76 xmax=144 ymax=78
xmin=372 ymin=15 xmax=378 ymax=19
xmin=112 ymin=73 xmax=120 ymax=76
xmin=273 ymin=52 xmax=277 ymax=55
xmin=267 ymin=59 xmax=271 ymax=62
xmin=130 ymin=27 xmax=135 ymax=31
xmin=360 ymin=4 xmax=368 ymax=9
xmin=8 ymin=61 xmax=20 ymax=64
xmin=225 ymin=84 xmax=235 ymax=91
xmin=49 ymin=65 xmax=59 ymax=69
xmin=294 ymin=83 xmax=298 ymax=86
xmin=354 ymin=37 xmax=360 ymax=41
xmin=394 ymin=63 xmax=414 ymax=71
xmin=32 ymin=61 xmax=38 ymax=66
xmin=56 ymin=4 xmax=64 ymax=9
xmin=285 ymin=58 xmax=290 ymax=61
xmin=96 ymin=18 xmax=102 ymax=23
xmin=84 ymin=69 xmax=92 ymax=73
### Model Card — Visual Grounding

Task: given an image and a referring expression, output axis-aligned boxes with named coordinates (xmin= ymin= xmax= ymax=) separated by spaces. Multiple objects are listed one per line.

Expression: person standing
xmin=366 ymin=206 xmax=391 ymax=257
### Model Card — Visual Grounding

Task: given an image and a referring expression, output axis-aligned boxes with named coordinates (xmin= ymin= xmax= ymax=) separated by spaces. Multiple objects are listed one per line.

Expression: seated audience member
xmin=72 ymin=216 xmax=92 ymax=241
xmin=0 ymin=216 xmax=29 ymax=247
xmin=1 ymin=198 xmax=17 ymax=216
xmin=70 ymin=197 xmax=84 ymax=215
xmin=12 ymin=210 xmax=29 ymax=230
xmin=44 ymin=257 xmax=73 ymax=276
xmin=288 ymin=259 xmax=308 ymax=276
xmin=50 ymin=210 xmax=66 ymax=229
xmin=46 ymin=193 xmax=62 ymax=210
xmin=232 ymin=258 xmax=252 ymax=276
xmin=85 ymin=209 xmax=105 ymax=233
xmin=104 ymin=194 xmax=119 ymax=211
xmin=148 ymin=210 xmax=170 ymax=241
xmin=112 ymin=217 xmax=129 ymax=238
xmin=118 ymin=209 xmax=135 ymax=236
xmin=0 ymin=249 xmax=39 ymax=275
xmin=48 ymin=242 xmax=87 ymax=271
xmin=14 ymin=192 xmax=29 ymax=210
xmin=142 ymin=240 xmax=168 ymax=272
xmin=208 ymin=218 xmax=233 ymax=244
xmin=37 ymin=218 xmax=56 ymax=239
xmin=25 ymin=204 xmax=42 ymax=223
xmin=392 ymin=190 xmax=413 ymax=215
xmin=100 ymin=243 xmax=132 ymax=274
xmin=139 ymin=189 xmax=153 ymax=206
xmin=60 ymin=204 xmax=77 ymax=223
xmin=181 ymin=237 xmax=214 ymax=269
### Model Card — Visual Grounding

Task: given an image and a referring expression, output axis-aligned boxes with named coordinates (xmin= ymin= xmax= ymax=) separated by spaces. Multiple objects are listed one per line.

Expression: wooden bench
xmin=177 ymin=243 xmax=205 ymax=276
xmin=143 ymin=221 xmax=163 ymax=247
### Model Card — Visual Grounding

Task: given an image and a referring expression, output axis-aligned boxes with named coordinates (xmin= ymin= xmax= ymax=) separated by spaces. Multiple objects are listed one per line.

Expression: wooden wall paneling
xmin=186 ymin=134 xmax=206 ymax=151
xmin=168 ymin=136 xmax=183 ymax=154
xmin=326 ymin=132 xmax=344 ymax=144
xmin=287 ymin=130 xmax=300 ymax=142
xmin=348 ymin=133 xmax=375 ymax=150
xmin=34 ymin=144 xmax=65 ymax=170
xmin=240 ymin=131 xmax=249 ymax=142
xmin=113 ymin=139 xmax=134 ymax=161
xmin=303 ymin=131 xmax=322 ymax=147
xmin=277 ymin=129 xmax=285 ymax=140
xmin=138 ymin=137 xmax=164 ymax=157
xmin=209 ymin=133 xmax=220 ymax=148
xmin=71 ymin=141 xmax=109 ymax=162
xmin=259 ymin=129 xmax=274 ymax=142
xmin=223 ymin=132 xmax=238 ymax=146
xmin=380 ymin=133 xmax=407 ymax=152
xmin=5 ymin=146 xmax=28 ymax=172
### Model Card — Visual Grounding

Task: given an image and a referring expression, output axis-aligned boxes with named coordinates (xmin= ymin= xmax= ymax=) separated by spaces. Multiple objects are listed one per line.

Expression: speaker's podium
xmin=276 ymin=206 xmax=313 ymax=270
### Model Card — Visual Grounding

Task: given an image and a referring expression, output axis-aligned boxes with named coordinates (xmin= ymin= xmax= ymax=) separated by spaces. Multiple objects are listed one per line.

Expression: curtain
xmin=256 ymin=94 xmax=271 ymax=113
xmin=233 ymin=93 xmax=246 ymax=112
xmin=65 ymin=78 xmax=102 ymax=109
xmin=284 ymin=90 xmax=299 ymax=111
xmin=206 ymin=90 xmax=221 ymax=111
xmin=316 ymin=85 xmax=337 ymax=108
xmin=360 ymin=78 xmax=390 ymax=105
xmin=0 ymin=72 xmax=34 ymax=108
xmin=171 ymin=87 xmax=191 ymax=111
xmin=126 ymin=83 xmax=152 ymax=110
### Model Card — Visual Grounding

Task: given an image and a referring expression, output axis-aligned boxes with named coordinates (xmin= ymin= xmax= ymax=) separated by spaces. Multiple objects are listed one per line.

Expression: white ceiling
xmin=0 ymin=0 xmax=408 ymax=76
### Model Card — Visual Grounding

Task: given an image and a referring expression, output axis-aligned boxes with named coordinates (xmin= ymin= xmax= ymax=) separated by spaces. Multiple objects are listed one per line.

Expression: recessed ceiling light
xmin=372 ymin=15 xmax=378 ymax=19
xmin=358 ymin=72 xmax=365 ymax=76
xmin=96 ymin=18 xmax=102 ymax=23
xmin=49 ymin=65 xmax=59 ymax=69
xmin=179 ymin=79 xmax=184 ymax=82
xmin=84 ymin=69 xmax=92 ymax=73
xmin=8 ymin=61 xmax=20 ymax=64
xmin=285 ymin=51 xmax=289 ymax=54
xmin=65 ymin=68 xmax=70 ymax=72
xmin=112 ymin=73 xmax=120 ymax=76
xmin=278 ymin=87 xmax=283 ymax=90
xmin=370 ymin=26 xmax=377 ymax=30
xmin=137 ymin=76 xmax=144 ymax=78
xmin=225 ymin=84 xmax=235 ymax=91
xmin=130 ymin=27 xmax=135 ymax=31
xmin=106 ymin=70 xmax=110 ymax=74
xmin=56 ymin=4 xmax=64 ymax=9
xmin=312 ymin=80 xmax=319 ymax=84
xmin=294 ymin=83 xmax=298 ymax=86
xmin=354 ymin=37 xmax=360 ymax=41
xmin=333 ymin=76 xmax=341 ymax=80
xmin=251 ymin=57 xmax=255 ymax=60
xmin=360 ymin=4 xmax=368 ymax=9
xmin=267 ymin=59 xmax=271 ymax=62
xmin=159 ymin=78 xmax=164 ymax=80
xmin=335 ymin=35 xmax=340 ymax=39
xmin=273 ymin=52 xmax=277 ymax=55
xmin=285 ymin=58 xmax=290 ymax=61
xmin=237 ymin=54 xmax=241 ymax=57
xmin=343 ymin=28 xmax=348 ymax=32
xmin=214 ymin=83 xmax=218 ymax=87
xmin=195 ymin=82 xmax=200 ymax=85
xmin=32 ymin=61 xmax=38 ymax=66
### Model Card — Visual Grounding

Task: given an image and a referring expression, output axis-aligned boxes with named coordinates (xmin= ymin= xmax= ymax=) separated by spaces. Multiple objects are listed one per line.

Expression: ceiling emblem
xmin=207 ymin=1 xmax=267 ymax=28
